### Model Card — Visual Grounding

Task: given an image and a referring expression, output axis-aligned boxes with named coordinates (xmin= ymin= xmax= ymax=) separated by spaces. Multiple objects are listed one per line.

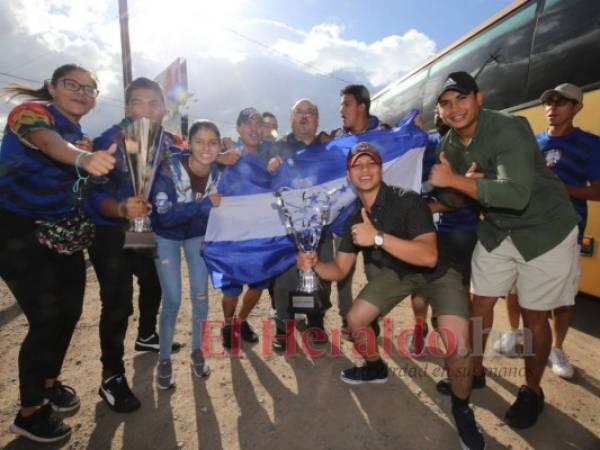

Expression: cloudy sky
xmin=0 ymin=0 xmax=512 ymax=139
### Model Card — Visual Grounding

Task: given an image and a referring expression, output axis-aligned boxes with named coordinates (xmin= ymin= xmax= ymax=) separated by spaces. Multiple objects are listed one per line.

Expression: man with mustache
xmin=267 ymin=98 xmax=333 ymax=351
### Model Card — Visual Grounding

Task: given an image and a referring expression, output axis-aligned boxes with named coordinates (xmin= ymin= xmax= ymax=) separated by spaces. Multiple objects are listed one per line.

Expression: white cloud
xmin=272 ymin=23 xmax=436 ymax=88
xmin=0 ymin=0 xmax=437 ymax=138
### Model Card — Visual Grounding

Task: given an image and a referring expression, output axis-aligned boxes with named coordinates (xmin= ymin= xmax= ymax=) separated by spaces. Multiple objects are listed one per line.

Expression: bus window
xmin=370 ymin=69 xmax=427 ymax=127
xmin=420 ymin=2 xmax=537 ymax=128
xmin=527 ymin=0 xmax=600 ymax=99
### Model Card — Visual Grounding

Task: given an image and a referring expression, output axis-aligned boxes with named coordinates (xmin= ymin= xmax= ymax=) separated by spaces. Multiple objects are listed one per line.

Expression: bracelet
xmin=74 ymin=152 xmax=87 ymax=176
xmin=72 ymin=152 xmax=89 ymax=194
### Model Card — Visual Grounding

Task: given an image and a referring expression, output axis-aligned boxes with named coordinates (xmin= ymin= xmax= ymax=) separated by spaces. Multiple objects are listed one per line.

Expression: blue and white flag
xmin=203 ymin=110 xmax=427 ymax=287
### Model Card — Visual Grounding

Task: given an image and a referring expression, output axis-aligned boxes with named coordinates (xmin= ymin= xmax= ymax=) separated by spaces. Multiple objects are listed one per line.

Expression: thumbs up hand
xmin=429 ymin=151 xmax=457 ymax=188
xmin=351 ymin=208 xmax=378 ymax=247
xmin=79 ymin=143 xmax=117 ymax=176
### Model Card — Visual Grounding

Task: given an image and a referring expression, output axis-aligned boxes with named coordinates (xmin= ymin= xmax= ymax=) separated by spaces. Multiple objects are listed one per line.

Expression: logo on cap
xmin=346 ymin=142 xmax=382 ymax=169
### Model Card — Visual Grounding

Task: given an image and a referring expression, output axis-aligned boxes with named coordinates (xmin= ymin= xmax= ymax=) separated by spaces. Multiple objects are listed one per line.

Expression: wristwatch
xmin=374 ymin=231 xmax=384 ymax=248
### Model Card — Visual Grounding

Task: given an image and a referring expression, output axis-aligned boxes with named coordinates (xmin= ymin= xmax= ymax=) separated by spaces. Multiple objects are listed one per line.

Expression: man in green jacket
xmin=429 ymin=71 xmax=580 ymax=430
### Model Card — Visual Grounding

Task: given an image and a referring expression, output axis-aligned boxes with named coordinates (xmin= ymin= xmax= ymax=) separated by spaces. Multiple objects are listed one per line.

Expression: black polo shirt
xmin=338 ymin=182 xmax=447 ymax=281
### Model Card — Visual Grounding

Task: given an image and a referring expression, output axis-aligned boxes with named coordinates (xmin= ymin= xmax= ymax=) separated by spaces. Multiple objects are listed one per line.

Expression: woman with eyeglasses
xmin=0 ymin=63 xmax=115 ymax=443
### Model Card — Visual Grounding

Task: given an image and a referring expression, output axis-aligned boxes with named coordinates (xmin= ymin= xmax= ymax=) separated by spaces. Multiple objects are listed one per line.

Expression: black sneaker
xmin=44 ymin=381 xmax=80 ymax=412
xmin=340 ymin=360 xmax=389 ymax=385
xmin=437 ymin=372 xmax=486 ymax=396
xmin=98 ymin=375 xmax=141 ymax=413
xmin=156 ymin=359 xmax=176 ymax=390
xmin=505 ymin=385 xmax=544 ymax=429
xmin=10 ymin=404 xmax=71 ymax=443
xmin=135 ymin=332 xmax=182 ymax=352
xmin=452 ymin=405 xmax=485 ymax=450
xmin=240 ymin=321 xmax=259 ymax=343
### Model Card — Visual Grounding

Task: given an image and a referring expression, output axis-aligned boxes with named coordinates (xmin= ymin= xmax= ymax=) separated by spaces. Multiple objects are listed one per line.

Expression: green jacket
xmin=439 ymin=109 xmax=579 ymax=261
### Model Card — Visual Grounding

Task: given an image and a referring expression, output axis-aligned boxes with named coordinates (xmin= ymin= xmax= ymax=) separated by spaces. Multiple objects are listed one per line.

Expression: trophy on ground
xmin=123 ymin=117 xmax=164 ymax=249
xmin=274 ymin=188 xmax=333 ymax=313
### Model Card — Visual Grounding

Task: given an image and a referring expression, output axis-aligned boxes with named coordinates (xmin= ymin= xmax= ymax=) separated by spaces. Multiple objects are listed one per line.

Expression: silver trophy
xmin=122 ymin=117 xmax=164 ymax=249
xmin=274 ymin=188 xmax=333 ymax=313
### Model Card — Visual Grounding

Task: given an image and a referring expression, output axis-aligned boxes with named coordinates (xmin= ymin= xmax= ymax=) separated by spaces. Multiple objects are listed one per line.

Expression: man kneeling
xmin=297 ymin=142 xmax=485 ymax=450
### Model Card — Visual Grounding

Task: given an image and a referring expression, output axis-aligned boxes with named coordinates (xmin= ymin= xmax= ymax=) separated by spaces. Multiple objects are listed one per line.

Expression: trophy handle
xmin=143 ymin=128 xmax=165 ymax=200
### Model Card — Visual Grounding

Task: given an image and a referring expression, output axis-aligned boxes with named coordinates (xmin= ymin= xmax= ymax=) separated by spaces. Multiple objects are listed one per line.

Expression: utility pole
xmin=118 ymin=0 xmax=133 ymax=104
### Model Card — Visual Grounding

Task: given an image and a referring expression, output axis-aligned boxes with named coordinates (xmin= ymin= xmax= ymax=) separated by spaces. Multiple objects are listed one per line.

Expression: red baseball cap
xmin=346 ymin=142 xmax=382 ymax=169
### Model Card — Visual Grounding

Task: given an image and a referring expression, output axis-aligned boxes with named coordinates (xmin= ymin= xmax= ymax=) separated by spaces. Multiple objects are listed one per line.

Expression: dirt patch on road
xmin=1 ymin=257 xmax=599 ymax=450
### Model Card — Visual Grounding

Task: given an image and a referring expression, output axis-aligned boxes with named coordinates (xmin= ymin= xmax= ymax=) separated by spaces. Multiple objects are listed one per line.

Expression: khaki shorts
xmin=358 ymin=267 xmax=469 ymax=319
xmin=471 ymin=226 xmax=580 ymax=311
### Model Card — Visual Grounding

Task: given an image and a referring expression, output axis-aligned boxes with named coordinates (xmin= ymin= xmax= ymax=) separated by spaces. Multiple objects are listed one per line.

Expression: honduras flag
xmin=203 ymin=110 xmax=427 ymax=287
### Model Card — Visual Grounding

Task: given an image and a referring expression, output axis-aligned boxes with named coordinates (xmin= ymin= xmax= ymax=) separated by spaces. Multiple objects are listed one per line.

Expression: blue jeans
xmin=155 ymin=235 xmax=209 ymax=359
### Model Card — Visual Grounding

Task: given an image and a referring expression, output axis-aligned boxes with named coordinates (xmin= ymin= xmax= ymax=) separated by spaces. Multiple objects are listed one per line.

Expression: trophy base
xmin=288 ymin=290 xmax=322 ymax=314
xmin=124 ymin=231 xmax=156 ymax=250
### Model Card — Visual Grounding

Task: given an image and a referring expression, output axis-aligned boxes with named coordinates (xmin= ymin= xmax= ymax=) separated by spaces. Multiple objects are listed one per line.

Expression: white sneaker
xmin=549 ymin=348 xmax=574 ymax=379
xmin=493 ymin=329 xmax=520 ymax=355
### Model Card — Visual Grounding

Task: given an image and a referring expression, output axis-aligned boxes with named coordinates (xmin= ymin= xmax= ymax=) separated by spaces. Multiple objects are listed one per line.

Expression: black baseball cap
xmin=437 ymin=71 xmax=479 ymax=102
xmin=346 ymin=142 xmax=382 ymax=169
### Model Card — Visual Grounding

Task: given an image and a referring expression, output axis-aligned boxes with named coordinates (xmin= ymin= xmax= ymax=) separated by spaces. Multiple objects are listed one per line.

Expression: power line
xmin=221 ymin=25 xmax=351 ymax=85
xmin=5 ymin=50 xmax=55 ymax=74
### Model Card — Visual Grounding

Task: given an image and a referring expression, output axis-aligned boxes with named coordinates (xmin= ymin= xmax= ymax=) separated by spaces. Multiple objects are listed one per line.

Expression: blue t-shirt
xmin=0 ymin=102 xmax=84 ymax=219
xmin=421 ymin=133 xmax=479 ymax=233
xmin=536 ymin=128 xmax=600 ymax=242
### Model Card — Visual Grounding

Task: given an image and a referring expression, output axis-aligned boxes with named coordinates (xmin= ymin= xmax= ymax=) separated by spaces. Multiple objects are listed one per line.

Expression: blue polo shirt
xmin=0 ymin=102 xmax=84 ymax=219
xmin=537 ymin=128 xmax=600 ymax=242
xmin=421 ymin=133 xmax=479 ymax=233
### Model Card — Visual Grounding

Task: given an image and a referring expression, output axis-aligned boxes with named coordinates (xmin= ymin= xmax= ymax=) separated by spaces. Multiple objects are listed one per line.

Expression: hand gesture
xmin=352 ymin=208 xmax=377 ymax=247
xmin=297 ymin=250 xmax=317 ymax=272
xmin=429 ymin=152 xmax=457 ymax=188
xmin=80 ymin=143 xmax=117 ymax=176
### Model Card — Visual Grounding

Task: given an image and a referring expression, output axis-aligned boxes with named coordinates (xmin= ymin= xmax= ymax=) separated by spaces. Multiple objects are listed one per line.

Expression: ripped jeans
xmin=155 ymin=235 xmax=209 ymax=359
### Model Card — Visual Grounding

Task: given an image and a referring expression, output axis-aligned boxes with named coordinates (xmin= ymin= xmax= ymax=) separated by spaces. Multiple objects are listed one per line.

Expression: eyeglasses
xmin=293 ymin=108 xmax=316 ymax=117
xmin=59 ymin=78 xmax=99 ymax=98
